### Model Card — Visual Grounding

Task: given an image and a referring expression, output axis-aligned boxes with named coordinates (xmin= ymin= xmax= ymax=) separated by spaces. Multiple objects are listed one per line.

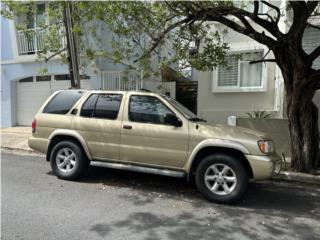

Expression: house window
xmin=19 ymin=77 xmax=34 ymax=83
xmin=54 ymin=74 xmax=70 ymax=81
xmin=36 ymin=75 xmax=51 ymax=82
xmin=214 ymin=50 xmax=266 ymax=92
xmin=25 ymin=3 xmax=46 ymax=30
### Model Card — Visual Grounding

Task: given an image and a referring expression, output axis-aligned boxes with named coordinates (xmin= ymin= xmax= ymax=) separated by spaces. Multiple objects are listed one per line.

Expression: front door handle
xmin=123 ymin=125 xmax=132 ymax=130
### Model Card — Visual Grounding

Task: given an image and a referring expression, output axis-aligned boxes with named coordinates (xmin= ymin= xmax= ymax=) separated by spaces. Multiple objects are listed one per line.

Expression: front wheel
xmin=50 ymin=140 xmax=89 ymax=180
xmin=195 ymin=153 xmax=248 ymax=204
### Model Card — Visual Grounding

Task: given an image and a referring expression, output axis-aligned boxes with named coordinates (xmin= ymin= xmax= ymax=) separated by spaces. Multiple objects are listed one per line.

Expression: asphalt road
xmin=2 ymin=150 xmax=320 ymax=240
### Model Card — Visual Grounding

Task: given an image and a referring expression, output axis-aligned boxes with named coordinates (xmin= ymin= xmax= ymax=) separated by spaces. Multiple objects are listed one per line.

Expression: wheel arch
xmin=186 ymin=142 xmax=253 ymax=181
xmin=46 ymin=130 xmax=92 ymax=161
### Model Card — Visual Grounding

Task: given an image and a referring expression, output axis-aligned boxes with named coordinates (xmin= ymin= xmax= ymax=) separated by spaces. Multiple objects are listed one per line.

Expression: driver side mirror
xmin=164 ymin=114 xmax=183 ymax=127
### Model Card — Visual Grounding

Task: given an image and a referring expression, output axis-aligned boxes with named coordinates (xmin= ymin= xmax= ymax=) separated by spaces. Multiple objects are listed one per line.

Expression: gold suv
xmin=29 ymin=89 xmax=281 ymax=203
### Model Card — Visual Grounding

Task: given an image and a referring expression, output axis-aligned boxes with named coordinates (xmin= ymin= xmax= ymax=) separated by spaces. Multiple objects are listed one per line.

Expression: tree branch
xmin=249 ymin=59 xmax=276 ymax=64
xmin=308 ymin=46 xmax=320 ymax=63
xmin=206 ymin=14 xmax=277 ymax=47
xmin=306 ymin=1 xmax=319 ymax=16
xmin=288 ymin=1 xmax=309 ymax=38
xmin=261 ymin=0 xmax=280 ymax=23
xmin=253 ymin=1 xmax=259 ymax=16
xmin=45 ymin=47 xmax=67 ymax=62
xmin=307 ymin=22 xmax=320 ymax=30
xmin=134 ymin=15 xmax=195 ymax=62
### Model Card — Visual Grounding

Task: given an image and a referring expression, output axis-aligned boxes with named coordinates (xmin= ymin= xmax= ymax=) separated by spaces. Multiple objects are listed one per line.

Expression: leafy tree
xmin=2 ymin=1 xmax=320 ymax=172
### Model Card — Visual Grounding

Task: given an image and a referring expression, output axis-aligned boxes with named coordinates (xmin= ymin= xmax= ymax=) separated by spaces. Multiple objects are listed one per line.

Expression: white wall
xmin=195 ymin=27 xmax=277 ymax=124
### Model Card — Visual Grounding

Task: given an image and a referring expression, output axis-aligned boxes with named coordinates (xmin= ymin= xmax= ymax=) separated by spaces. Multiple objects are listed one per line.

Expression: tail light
xmin=32 ymin=119 xmax=36 ymax=133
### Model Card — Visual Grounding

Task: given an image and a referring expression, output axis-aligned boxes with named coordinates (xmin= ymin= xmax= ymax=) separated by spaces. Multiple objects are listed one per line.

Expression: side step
xmin=91 ymin=161 xmax=186 ymax=178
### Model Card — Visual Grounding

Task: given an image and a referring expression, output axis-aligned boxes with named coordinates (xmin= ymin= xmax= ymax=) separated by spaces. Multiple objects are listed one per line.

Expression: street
xmin=2 ymin=150 xmax=320 ymax=240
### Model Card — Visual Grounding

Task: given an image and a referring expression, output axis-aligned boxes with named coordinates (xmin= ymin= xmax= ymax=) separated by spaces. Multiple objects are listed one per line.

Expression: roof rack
xmin=139 ymin=88 xmax=152 ymax=92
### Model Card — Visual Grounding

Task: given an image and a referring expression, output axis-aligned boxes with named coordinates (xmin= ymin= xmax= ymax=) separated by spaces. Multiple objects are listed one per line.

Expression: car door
xmin=73 ymin=93 xmax=124 ymax=160
xmin=119 ymin=94 xmax=189 ymax=169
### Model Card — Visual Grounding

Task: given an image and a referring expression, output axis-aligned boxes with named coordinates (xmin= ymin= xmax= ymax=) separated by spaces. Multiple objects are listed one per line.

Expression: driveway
xmin=2 ymin=150 xmax=320 ymax=240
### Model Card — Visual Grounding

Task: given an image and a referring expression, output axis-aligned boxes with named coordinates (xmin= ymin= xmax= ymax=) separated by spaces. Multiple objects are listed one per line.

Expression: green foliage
xmin=0 ymin=1 xmax=233 ymax=75
xmin=246 ymin=110 xmax=272 ymax=119
xmin=2 ymin=1 xmax=317 ymax=77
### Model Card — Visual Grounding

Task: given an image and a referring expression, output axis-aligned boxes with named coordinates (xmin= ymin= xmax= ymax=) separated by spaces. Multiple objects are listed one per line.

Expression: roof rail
xmin=139 ymin=88 xmax=152 ymax=92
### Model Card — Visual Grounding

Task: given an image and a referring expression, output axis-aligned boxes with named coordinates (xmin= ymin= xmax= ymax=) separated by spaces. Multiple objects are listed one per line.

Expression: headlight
xmin=258 ymin=140 xmax=275 ymax=154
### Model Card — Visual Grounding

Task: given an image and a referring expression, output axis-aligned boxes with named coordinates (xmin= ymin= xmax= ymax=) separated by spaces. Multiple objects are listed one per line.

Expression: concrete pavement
xmin=1 ymin=127 xmax=32 ymax=151
xmin=2 ymin=150 xmax=320 ymax=240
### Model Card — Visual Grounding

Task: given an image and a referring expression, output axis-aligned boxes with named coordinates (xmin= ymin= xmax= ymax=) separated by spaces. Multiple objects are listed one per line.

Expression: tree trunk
xmin=286 ymin=78 xmax=320 ymax=172
xmin=63 ymin=3 xmax=80 ymax=89
xmin=63 ymin=5 xmax=76 ymax=88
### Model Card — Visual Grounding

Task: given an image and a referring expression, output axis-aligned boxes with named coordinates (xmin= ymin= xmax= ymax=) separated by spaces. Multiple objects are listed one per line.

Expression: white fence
xmin=101 ymin=71 xmax=142 ymax=90
xmin=16 ymin=27 xmax=65 ymax=55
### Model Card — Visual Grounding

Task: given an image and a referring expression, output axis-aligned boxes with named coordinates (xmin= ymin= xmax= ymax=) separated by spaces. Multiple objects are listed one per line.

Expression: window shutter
xmin=217 ymin=55 xmax=239 ymax=87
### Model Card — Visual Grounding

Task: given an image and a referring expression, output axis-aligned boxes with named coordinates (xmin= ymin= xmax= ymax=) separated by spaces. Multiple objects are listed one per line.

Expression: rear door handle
xmin=123 ymin=125 xmax=132 ymax=130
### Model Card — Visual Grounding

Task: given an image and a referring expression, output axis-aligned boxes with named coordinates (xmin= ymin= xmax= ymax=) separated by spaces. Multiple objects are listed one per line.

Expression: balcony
xmin=16 ymin=27 xmax=65 ymax=55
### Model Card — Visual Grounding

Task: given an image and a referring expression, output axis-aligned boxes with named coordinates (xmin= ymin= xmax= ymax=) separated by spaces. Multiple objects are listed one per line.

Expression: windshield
xmin=164 ymin=96 xmax=202 ymax=120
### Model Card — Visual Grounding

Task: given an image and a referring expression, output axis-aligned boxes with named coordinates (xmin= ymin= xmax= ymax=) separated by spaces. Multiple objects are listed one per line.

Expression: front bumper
xmin=245 ymin=153 xmax=281 ymax=180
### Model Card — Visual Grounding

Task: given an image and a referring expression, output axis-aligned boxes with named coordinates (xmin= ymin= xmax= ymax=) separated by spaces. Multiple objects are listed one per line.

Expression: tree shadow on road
xmin=47 ymin=166 xmax=320 ymax=239
xmin=89 ymin=209 xmax=319 ymax=240
xmin=79 ymin=166 xmax=320 ymax=218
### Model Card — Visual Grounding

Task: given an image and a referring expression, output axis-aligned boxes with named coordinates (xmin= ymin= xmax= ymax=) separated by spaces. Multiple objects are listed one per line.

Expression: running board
xmin=91 ymin=161 xmax=186 ymax=178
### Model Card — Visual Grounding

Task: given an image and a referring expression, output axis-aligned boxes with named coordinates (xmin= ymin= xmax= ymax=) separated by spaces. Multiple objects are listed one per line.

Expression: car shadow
xmin=47 ymin=166 xmax=319 ymax=239
xmin=75 ymin=166 xmax=320 ymax=218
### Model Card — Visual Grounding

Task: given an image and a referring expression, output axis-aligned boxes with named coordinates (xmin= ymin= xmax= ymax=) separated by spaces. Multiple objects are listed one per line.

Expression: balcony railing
xmin=16 ymin=27 xmax=65 ymax=55
xmin=101 ymin=71 xmax=142 ymax=90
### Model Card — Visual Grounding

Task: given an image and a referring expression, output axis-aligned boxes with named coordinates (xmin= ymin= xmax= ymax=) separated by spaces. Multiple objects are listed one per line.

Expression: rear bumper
xmin=28 ymin=137 xmax=48 ymax=154
xmin=245 ymin=153 xmax=281 ymax=180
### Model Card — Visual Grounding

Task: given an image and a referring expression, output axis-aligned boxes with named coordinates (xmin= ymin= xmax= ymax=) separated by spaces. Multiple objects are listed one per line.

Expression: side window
xmin=43 ymin=90 xmax=84 ymax=114
xmin=80 ymin=94 xmax=98 ymax=117
xmin=129 ymin=95 xmax=174 ymax=124
xmin=93 ymin=94 xmax=122 ymax=119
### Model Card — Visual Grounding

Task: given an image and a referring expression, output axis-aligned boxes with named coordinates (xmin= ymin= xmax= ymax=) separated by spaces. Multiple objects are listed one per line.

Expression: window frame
xmin=212 ymin=49 xmax=267 ymax=93
xmin=128 ymin=95 xmax=177 ymax=126
xmin=80 ymin=93 xmax=123 ymax=120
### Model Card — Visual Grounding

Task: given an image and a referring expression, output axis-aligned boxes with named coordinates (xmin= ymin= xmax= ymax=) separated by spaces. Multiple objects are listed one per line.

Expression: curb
xmin=272 ymin=171 xmax=320 ymax=185
xmin=1 ymin=147 xmax=43 ymax=155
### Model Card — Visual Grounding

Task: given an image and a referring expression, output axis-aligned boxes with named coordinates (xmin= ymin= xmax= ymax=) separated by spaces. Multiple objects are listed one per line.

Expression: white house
xmin=193 ymin=1 xmax=320 ymax=126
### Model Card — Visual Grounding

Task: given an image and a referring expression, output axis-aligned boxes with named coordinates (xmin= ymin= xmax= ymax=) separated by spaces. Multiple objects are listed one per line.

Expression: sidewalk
xmin=1 ymin=127 xmax=319 ymax=185
xmin=1 ymin=127 xmax=33 ymax=152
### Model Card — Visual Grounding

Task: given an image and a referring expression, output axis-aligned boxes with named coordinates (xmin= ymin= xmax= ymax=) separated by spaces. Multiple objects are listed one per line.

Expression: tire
xmin=195 ymin=153 xmax=248 ymax=204
xmin=50 ymin=140 xmax=89 ymax=180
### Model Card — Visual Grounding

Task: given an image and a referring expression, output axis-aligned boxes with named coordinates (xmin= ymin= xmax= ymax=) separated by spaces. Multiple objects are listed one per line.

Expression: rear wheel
xmin=195 ymin=153 xmax=248 ymax=204
xmin=50 ymin=140 xmax=89 ymax=180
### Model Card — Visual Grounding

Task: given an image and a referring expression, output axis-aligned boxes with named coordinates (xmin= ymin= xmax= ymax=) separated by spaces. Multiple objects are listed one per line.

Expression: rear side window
xmin=43 ymin=91 xmax=84 ymax=114
xmin=93 ymin=94 xmax=122 ymax=119
xmin=80 ymin=94 xmax=98 ymax=117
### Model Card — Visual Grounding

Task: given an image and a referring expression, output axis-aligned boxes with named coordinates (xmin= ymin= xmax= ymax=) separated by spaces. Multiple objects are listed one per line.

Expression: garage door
xmin=17 ymin=76 xmax=90 ymax=126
